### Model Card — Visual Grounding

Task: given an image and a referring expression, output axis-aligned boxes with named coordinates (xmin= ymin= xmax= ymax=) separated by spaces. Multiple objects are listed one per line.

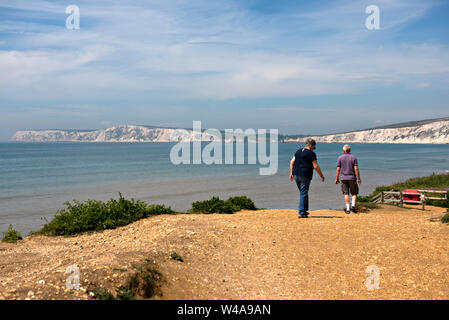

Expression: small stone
xmin=38 ymin=280 xmax=45 ymax=285
xmin=27 ymin=291 xmax=34 ymax=296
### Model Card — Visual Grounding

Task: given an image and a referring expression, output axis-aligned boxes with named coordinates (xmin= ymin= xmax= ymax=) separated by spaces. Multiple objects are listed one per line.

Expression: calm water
xmin=1 ymin=142 xmax=448 ymax=235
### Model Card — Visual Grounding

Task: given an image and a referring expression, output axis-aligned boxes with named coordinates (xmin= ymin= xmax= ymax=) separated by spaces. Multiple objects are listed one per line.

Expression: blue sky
xmin=1 ymin=0 xmax=449 ymax=140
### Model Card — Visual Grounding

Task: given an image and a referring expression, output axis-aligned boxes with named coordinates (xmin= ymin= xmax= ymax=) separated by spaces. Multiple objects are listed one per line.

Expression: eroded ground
xmin=1 ymin=205 xmax=448 ymax=300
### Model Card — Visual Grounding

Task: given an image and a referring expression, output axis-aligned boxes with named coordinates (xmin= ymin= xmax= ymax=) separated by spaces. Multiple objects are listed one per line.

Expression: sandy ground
xmin=0 ymin=205 xmax=448 ymax=300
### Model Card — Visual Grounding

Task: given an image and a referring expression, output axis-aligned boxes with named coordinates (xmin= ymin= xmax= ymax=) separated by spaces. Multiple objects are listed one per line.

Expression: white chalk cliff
xmin=11 ymin=125 xmax=179 ymax=142
xmin=10 ymin=118 xmax=449 ymax=144
xmin=283 ymin=119 xmax=449 ymax=144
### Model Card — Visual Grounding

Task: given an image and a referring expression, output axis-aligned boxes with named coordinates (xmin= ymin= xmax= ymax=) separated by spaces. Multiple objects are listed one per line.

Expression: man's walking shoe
xmin=351 ymin=206 xmax=358 ymax=213
xmin=298 ymin=214 xmax=308 ymax=218
xmin=344 ymin=208 xmax=351 ymax=214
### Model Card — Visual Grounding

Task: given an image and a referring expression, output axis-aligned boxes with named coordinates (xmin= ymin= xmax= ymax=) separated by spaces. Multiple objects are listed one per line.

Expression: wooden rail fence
xmin=372 ymin=190 xmax=448 ymax=210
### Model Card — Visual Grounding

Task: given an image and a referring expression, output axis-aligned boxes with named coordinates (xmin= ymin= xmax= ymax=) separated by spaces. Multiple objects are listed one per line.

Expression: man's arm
xmin=289 ymin=156 xmax=295 ymax=181
xmin=354 ymin=165 xmax=361 ymax=185
xmin=335 ymin=167 xmax=341 ymax=184
xmin=312 ymin=160 xmax=325 ymax=182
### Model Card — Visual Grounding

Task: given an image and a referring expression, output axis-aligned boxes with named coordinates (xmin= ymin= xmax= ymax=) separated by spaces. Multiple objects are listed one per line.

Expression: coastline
xmin=2 ymin=142 xmax=449 ymax=236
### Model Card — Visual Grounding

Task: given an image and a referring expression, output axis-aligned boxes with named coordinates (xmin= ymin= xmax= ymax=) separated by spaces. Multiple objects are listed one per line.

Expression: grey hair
xmin=305 ymin=138 xmax=316 ymax=148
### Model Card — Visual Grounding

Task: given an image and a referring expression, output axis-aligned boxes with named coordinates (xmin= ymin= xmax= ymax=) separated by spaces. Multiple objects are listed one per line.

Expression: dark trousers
xmin=294 ymin=176 xmax=311 ymax=215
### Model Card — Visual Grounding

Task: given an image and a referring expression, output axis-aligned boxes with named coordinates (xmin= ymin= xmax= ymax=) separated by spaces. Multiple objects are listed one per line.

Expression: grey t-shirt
xmin=337 ymin=153 xmax=358 ymax=180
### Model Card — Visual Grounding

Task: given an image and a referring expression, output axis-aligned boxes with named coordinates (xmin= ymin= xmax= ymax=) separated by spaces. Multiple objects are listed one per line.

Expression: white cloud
xmin=0 ymin=0 xmax=448 ymax=101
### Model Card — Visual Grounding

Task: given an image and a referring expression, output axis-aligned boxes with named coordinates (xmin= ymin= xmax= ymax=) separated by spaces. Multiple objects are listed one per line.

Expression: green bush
xmin=357 ymin=195 xmax=372 ymax=203
xmin=226 ymin=196 xmax=257 ymax=211
xmin=191 ymin=196 xmax=234 ymax=214
xmin=1 ymin=225 xmax=22 ymax=243
xmin=146 ymin=204 xmax=176 ymax=215
xmin=191 ymin=196 xmax=257 ymax=214
xmin=37 ymin=193 xmax=175 ymax=236
xmin=427 ymin=199 xmax=449 ymax=209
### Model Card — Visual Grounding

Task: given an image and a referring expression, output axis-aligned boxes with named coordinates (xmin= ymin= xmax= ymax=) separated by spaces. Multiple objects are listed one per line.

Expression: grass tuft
xmin=441 ymin=212 xmax=449 ymax=224
xmin=92 ymin=287 xmax=116 ymax=300
xmin=125 ymin=261 xmax=162 ymax=299
xmin=1 ymin=225 xmax=22 ymax=243
xmin=116 ymin=286 xmax=134 ymax=300
xmin=357 ymin=202 xmax=379 ymax=213
xmin=170 ymin=252 xmax=184 ymax=262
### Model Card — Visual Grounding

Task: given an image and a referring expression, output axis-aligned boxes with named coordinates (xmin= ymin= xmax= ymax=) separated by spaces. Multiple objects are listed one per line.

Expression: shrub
xmin=357 ymin=195 xmax=372 ymax=203
xmin=191 ymin=196 xmax=234 ymax=214
xmin=92 ymin=287 xmax=116 ymax=300
xmin=146 ymin=204 xmax=175 ymax=215
xmin=442 ymin=212 xmax=449 ymax=224
xmin=116 ymin=286 xmax=134 ymax=300
xmin=2 ymin=225 xmax=22 ymax=243
xmin=126 ymin=261 xmax=162 ymax=299
xmin=226 ymin=196 xmax=257 ymax=211
xmin=191 ymin=196 xmax=257 ymax=214
xmin=427 ymin=199 xmax=449 ymax=209
xmin=37 ymin=193 xmax=175 ymax=236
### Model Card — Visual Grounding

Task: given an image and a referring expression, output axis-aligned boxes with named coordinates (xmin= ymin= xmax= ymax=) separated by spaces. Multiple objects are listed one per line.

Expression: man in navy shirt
xmin=289 ymin=138 xmax=325 ymax=218
xmin=335 ymin=144 xmax=362 ymax=214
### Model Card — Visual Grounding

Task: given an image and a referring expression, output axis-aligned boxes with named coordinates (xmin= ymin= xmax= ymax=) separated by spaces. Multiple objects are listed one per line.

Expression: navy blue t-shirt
xmin=293 ymin=148 xmax=317 ymax=179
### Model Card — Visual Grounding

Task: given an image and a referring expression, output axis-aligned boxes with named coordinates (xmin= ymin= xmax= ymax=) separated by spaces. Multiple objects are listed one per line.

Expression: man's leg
xmin=351 ymin=195 xmax=357 ymax=207
xmin=341 ymin=181 xmax=350 ymax=213
xmin=345 ymin=194 xmax=350 ymax=210
xmin=350 ymin=180 xmax=359 ymax=212
xmin=299 ymin=177 xmax=311 ymax=215
xmin=294 ymin=177 xmax=303 ymax=215
xmin=295 ymin=176 xmax=310 ymax=216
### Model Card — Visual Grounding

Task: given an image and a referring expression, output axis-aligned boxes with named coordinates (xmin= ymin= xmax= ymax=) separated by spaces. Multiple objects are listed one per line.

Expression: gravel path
xmin=1 ymin=205 xmax=448 ymax=300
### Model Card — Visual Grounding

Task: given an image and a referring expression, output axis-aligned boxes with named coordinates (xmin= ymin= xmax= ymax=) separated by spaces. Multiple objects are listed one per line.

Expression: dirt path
xmin=1 ymin=205 xmax=448 ymax=300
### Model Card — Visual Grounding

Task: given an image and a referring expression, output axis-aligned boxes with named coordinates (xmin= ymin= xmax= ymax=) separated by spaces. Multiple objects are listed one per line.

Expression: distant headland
xmin=10 ymin=117 xmax=449 ymax=144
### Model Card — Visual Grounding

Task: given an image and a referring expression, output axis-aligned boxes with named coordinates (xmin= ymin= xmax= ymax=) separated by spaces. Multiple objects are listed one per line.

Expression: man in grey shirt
xmin=335 ymin=144 xmax=362 ymax=214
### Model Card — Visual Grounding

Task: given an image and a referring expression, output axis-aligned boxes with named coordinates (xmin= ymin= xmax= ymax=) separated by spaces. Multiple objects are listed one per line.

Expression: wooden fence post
xmin=400 ymin=191 xmax=403 ymax=207
xmin=421 ymin=193 xmax=425 ymax=210
xmin=381 ymin=191 xmax=384 ymax=204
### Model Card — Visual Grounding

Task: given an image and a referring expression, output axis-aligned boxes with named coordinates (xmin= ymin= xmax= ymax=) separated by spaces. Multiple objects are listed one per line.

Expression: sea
xmin=1 ymin=142 xmax=448 ymax=235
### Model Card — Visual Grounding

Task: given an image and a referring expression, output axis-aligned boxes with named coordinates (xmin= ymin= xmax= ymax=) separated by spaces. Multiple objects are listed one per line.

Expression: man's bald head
xmin=343 ymin=144 xmax=351 ymax=153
